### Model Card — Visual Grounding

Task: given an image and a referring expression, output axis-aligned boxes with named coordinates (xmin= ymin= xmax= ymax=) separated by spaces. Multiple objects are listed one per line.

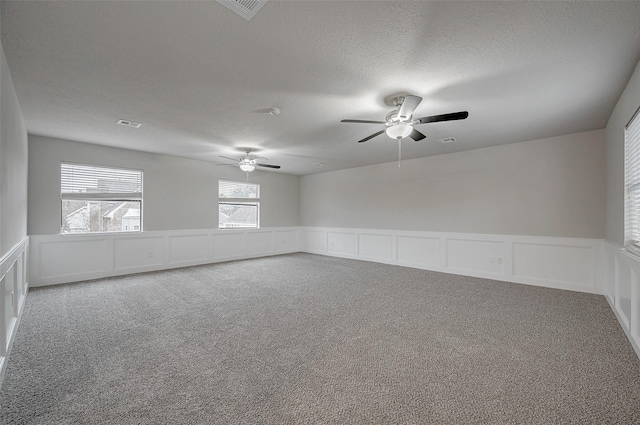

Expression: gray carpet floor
xmin=1 ymin=253 xmax=639 ymax=424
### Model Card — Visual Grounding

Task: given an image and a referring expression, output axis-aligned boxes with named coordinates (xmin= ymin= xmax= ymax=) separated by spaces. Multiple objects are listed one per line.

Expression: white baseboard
xmin=301 ymin=227 xmax=604 ymax=295
xmin=29 ymin=228 xmax=301 ymax=287
xmin=0 ymin=237 xmax=29 ymax=388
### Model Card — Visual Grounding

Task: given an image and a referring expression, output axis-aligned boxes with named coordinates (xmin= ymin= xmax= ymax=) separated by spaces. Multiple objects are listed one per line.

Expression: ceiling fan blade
xmin=357 ymin=129 xmax=386 ymax=143
xmin=218 ymin=155 xmax=239 ymax=162
xmin=416 ymin=111 xmax=469 ymax=124
xmin=214 ymin=163 xmax=236 ymax=167
xmin=341 ymin=119 xmax=386 ymax=124
xmin=398 ymin=95 xmax=423 ymax=121
xmin=256 ymin=163 xmax=281 ymax=169
xmin=409 ymin=128 xmax=426 ymax=141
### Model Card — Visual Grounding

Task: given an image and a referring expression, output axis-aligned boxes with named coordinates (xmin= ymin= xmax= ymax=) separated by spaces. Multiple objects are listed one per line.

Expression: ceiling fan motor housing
xmin=386 ymin=110 xmax=400 ymax=125
xmin=392 ymin=96 xmax=405 ymax=107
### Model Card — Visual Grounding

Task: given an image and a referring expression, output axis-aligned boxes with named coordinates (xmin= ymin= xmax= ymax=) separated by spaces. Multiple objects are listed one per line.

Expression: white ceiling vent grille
xmin=216 ymin=0 xmax=268 ymax=21
xmin=117 ymin=119 xmax=142 ymax=129
xmin=438 ymin=137 xmax=457 ymax=144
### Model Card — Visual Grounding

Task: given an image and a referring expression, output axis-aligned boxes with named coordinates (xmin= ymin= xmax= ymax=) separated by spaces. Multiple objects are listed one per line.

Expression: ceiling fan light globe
xmin=239 ymin=159 xmax=256 ymax=172
xmin=386 ymin=122 xmax=413 ymax=139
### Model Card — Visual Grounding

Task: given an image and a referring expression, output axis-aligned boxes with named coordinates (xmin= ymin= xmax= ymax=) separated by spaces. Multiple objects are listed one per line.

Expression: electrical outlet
xmin=148 ymin=250 xmax=153 ymax=258
xmin=497 ymin=257 xmax=503 ymax=264
xmin=489 ymin=257 xmax=495 ymax=263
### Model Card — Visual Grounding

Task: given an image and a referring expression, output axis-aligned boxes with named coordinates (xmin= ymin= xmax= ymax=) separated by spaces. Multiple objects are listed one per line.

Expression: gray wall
xmin=0 ymin=43 xmax=28 ymax=257
xmin=301 ymin=130 xmax=605 ymax=238
xmin=28 ymin=135 xmax=299 ymax=235
xmin=605 ymin=60 xmax=640 ymax=246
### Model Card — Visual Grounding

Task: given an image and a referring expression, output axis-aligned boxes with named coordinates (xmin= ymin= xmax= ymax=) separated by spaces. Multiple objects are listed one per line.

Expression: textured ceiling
xmin=2 ymin=1 xmax=640 ymax=175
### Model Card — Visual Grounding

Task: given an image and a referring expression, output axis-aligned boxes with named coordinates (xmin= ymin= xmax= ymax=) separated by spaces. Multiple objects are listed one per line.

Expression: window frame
xmin=60 ymin=162 xmax=144 ymax=235
xmin=218 ymin=180 xmax=260 ymax=229
xmin=625 ymin=106 xmax=640 ymax=255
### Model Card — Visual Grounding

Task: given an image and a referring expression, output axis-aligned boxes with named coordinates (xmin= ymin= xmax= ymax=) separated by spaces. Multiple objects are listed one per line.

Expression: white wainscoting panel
xmin=327 ymin=232 xmax=356 ymax=256
xmin=39 ymin=238 xmax=106 ymax=279
xmin=0 ymin=237 xmax=29 ymax=388
xmin=616 ymin=255 xmax=633 ymax=328
xmin=114 ymin=236 xmax=164 ymax=272
xmin=302 ymin=230 xmax=326 ymax=252
xmin=513 ymin=242 xmax=593 ymax=288
xmin=604 ymin=245 xmax=616 ymax=302
xmin=30 ymin=227 xmax=300 ymax=287
xmin=358 ymin=233 xmax=393 ymax=261
xmin=246 ymin=231 xmax=274 ymax=256
xmin=446 ymin=238 xmax=505 ymax=276
xmin=213 ymin=232 xmax=244 ymax=260
xmin=603 ymin=242 xmax=640 ymax=359
xmin=275 ymin=230 xmax=300 ymax=253
xmin=327 ymin=231 xmax=356 ymax=256
xmin=397 ymin=236 xmax=441 ymax=269
xmin=302 ymin=227 xmax=603 ymax=294
xmin=169 ymin=234 xmax=210 ymax=266
xmin=3 ymin=272 xmax=14 ymax=351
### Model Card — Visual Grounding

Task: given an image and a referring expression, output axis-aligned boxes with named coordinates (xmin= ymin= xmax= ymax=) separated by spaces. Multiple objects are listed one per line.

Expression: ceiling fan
xmin=217 ymin=149 xmax=281 ymax=172
xmin=341 ymin=95 xmax=468 ymax=143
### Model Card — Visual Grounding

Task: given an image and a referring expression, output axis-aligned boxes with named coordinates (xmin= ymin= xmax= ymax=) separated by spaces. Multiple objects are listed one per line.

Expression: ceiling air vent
xmin=117 ymin=119 xmax=142 ymax=129
xmin=216 ymin=0 xmax=268 ymax=21
xmin=438 ymin=137 xmax=457 ymax=144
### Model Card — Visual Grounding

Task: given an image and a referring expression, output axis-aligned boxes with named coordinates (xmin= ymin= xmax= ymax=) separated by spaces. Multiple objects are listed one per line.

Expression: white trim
xmin=0 ymin=237 xmax=30 ymax=390
xmin=603 ymin=240 xmax=640 ymax=359
xmin=302 ymin=227 xmax=603 ymax=295
xmin=29 ymin=228 xmax=300 ymax=287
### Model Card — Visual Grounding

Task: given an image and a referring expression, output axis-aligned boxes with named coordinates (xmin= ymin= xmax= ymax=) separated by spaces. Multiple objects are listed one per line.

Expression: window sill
xmin=60 ymin=230 xmax=143 ymax=236
xmin=620 ymin=246 xmax=640 ymax=264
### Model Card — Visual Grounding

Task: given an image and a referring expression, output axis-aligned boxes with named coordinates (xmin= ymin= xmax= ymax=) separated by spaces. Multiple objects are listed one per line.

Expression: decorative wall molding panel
xmin=603 ymin=241 xmax=640 ymax=358
xmin=0 ymin=237 xmax=29 ymax=385
xmin=301 ymin=227 xmax=604 ymax=295
xmin=29 ymin=228 xmax=300 ymax=287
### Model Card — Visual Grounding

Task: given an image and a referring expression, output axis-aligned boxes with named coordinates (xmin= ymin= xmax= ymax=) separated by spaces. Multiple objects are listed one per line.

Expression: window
xmin=61 ymin=163 xmax=143 ymax=234
xmin=218 ymin=180 xmax=259 ymax=229
xmin=625 ymin=107 xmax=640 ymax=253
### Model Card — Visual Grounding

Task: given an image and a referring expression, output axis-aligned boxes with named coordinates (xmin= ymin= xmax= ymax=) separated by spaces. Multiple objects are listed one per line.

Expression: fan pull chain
xmin=398 ymin=139 xmax=402 ymax=168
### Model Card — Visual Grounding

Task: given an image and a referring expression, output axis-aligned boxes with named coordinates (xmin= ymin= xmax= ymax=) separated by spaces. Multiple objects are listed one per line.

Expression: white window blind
xmin=61 ymin=163 xmax=143 ymax=200
xmin=625 ymin=107 xmax=640 ymax=253
xmin=60 ymin=163 xmax=143 ymax=235
xmin=218 ymin=180 xmax=259 ymax=200
xmin=219 ymin=180 xmax=259 ymax=229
